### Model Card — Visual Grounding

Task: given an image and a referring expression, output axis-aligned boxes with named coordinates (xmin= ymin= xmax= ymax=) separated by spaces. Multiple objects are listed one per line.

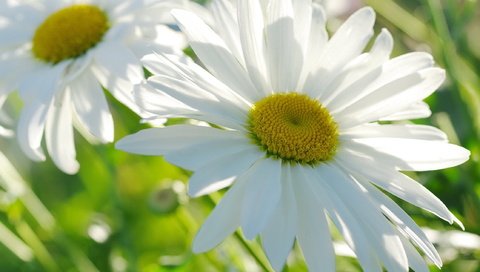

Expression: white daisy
xmin=0 ymin=0 xmax=193 ymax=174
xmin=116 ymin=1 xmax=470 ymax=271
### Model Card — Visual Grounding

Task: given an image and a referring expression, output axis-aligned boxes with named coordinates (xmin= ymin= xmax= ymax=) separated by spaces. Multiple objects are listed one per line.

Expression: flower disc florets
xmin=32 ymin=4 xmax=109 ymax=63
xmin=248 ymin=93 xmax=339 ymax=164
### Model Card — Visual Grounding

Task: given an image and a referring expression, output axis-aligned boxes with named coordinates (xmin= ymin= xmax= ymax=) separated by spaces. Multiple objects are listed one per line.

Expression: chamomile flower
xmin=117 ymin=0 xmax=470 ymax=271
xmin=0 ymin=0 xmax=193 ymax=174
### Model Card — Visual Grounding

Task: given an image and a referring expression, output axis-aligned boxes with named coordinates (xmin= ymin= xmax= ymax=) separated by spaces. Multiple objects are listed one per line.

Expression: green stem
xmin=15 ymin=220 xmax=58 ymax=271
xmin=205 ymin=194 xmax=273 ymax=271
xmin=364 ymin=0 xmax=429 ymax=41
xmin=54 ymin=233 xmax=100 ymax=272
xmin=233 ymin=231 xmax=273 ymax=272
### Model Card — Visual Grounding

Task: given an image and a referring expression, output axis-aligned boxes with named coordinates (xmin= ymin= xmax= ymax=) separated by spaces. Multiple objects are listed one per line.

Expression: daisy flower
xmin=0 ymin=0 xmax=194 ymax=174
xmin=116 ymin=0 xmax=470 ymax=271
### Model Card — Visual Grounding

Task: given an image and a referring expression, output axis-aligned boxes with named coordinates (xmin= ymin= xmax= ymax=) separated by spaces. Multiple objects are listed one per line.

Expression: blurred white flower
xmin=0 ymin=0 xmax=191 ymax=174
xmin=117 ymin=0 xmax=470 ymax=271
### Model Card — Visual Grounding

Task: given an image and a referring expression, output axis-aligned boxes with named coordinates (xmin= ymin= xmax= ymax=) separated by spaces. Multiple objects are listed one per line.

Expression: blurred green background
xmin=0 ymin=0 xmax=479 ymax=271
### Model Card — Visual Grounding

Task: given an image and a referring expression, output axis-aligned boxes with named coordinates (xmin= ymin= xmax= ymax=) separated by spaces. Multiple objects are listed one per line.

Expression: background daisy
xmin=0 ymin=0 xmax=193 ymax=174
xmin=117 ymin=0 xmax=471 ymax=271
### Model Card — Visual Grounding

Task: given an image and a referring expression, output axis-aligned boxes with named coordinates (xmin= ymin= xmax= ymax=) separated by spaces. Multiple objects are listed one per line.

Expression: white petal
xmin=147 ymin=75 xmax=247 ymax=130
xmin=0 ymin=95 xmax=13 ymax=138
xmin=337 ymin=68 xmax=445 ymax=127
xmin=62 ymin=53 xmax=92 ymax=84
xmin=133 ymin=80 xmax=195 ymax=116
xmin=292 ymin=166 xmax=335 ymax=272
xmin=91 ymin=43 xmax=145 ymax=116
xmin=210 ymin=0 xmax=244 ymax=66
xmin=241 ymin=159 xmax=282 ymax=239
xmin=305 ymin=7 xmax=375 ymax=98
xmin=349 ymin=137 xmax=470 ymax=171
xmin=45 ymin=91 xmax=79 ymax=174
xmin=366 ymin=52 xmax=435 ymax=96
xmin=171 ymin=9 xmax=261 ymax=102
xmin=18 ymin=62 xmax=67 ymax=104
xmin=192 ymin=175 xmax=249 ymax=253
xmin=380 ymin=102 xmax=432 ymax=121
xmin=142 ymin=53 xmax=250 ymax=110
xmin=261 ymin=165 xmax=297 ymax=271
xmin=142 ymin=53 xmax=183 ymax=77
xmin=293 ymin=0 xmax=312 ymax=56
xmin=265 ymin=0 xmax=303 ymax=92
xmin=298 ymin=4 xmax=327 ymax=90
xmin=70 ymin=70 xmax=114 ymax=143
xmin=400 ymin=235 xmax=430 ymax=272
xmin=187 ymin=147 xmax=264 ymax=197
xmin=166 ymin=135 xmax=254 ymax=171
xmin=328 ymin=52 xmax=435 ymax=114
xmin=363 ymin=180 xmax=442 ymax=267
xmin=341 ymin=124 xmax=448 ymax=142
xmin=0 ymin=124 xmax=13 ymax=138
xmin=93 ymin=42 xmax=143 ymax=85
xmin=317 ymin=164 xmax=409 ymax=272
xmin=17 ymin=100 xmax=49 ymax=161
xmin=237 ymin=0 xmax=270 ymax=94
xmin=336 ymin=145 xmax=461 ymax=223
xmin=301 ymin=166 xmax=382 ymax=272
xmin=129 ymin=25 xmax=187 ymax=58
xmin=323 ymin=29 xmax=393 ymax=109
xmin=0 ymin=54 xmax=42 ymax=93
xmin=0 ymin=23 xmax=33 ymax=48
xmin=116 ymin=125 xmax=243 ymax=156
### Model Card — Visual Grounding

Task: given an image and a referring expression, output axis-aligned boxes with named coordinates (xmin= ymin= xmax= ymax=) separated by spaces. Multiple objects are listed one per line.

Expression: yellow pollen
xmin=32 ymin=4 xmax=109 ymax=64
xmin=248 ymin=93 xmax=339 ymax=164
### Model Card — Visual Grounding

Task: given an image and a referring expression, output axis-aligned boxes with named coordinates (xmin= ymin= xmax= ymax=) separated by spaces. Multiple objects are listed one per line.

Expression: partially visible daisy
xmin=117 ymin=0 xmax=470 ymax=271
xmin=0 ymin=0 xmax=194 ymax=174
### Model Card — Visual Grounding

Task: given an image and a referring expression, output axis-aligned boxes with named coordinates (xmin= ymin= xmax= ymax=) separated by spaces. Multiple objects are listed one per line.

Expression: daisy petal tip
xmin=191 ymin=242 xmax=206 ymax=254
xmin=103 ymin=134 xmax=114 ymax=144
xmin=269 ymin=257 xmax=287 ymax=272
xmin=186 ymin=185 xmax=202 ymax=198
xmin=379 ymin=28 xmax=393 ymax=40
xmin=62 ymin=162 xmax=80 ymax=175
xmin=452 ymin=145 xmax=471 ymax=166
xmin=437 ymin=68 xmax=446 ymax=79
xmin=191 ymin=234 xmax=214 ymax=254
xmin=241 ymin=226 xmax=260 ymax=241
xmin=22 ymin=145 xmax=47 ymax=162
xmin=114 ymin=137 xmax=131 ymax=152
xmin=453 ymin=216 xmax=465 ymax=231
xmin=358 ymin=6 xmax=376 ymax=20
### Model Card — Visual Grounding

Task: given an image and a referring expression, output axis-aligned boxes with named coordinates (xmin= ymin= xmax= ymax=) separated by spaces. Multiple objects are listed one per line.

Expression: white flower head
xmin=117 ymin=0 xmax=470 ymax=271
xmin=0 ymin=0 xmax=193 ymax=174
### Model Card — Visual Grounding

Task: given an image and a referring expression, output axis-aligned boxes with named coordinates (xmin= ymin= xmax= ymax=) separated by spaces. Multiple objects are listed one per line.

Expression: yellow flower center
xmin=248 ymin=93 xmax=339 ymax=164
xmin=32 ymin=4 xmax=109 ymax=64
